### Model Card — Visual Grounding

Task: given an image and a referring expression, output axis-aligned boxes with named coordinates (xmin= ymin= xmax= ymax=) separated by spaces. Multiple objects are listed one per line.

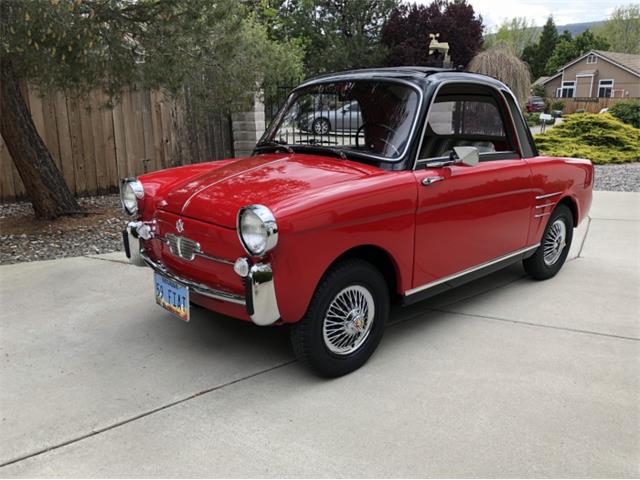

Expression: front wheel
xmin=290 ymin=259 xmax=389 ymax=377
xmin=523 ymin=203 xmax=573 ymax=280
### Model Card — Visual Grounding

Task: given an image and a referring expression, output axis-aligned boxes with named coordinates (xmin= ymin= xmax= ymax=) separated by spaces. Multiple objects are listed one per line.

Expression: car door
xmin=411 ymin=85 xmax=535 ymax=291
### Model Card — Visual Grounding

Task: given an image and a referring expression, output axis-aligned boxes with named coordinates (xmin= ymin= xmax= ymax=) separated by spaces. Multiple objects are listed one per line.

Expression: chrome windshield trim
xmin=261 ymin=78 xmax=424 ymax=163
xmin=536 ymin=191 xmax=563 ymax=200
xmin=141 ymin=252 xmax=245 ymax=305
xmin=404 ymin=244 xmax=540 ymax=296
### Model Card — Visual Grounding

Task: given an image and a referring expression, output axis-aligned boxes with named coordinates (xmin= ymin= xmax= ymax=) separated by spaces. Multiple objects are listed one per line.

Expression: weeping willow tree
xmin=468 ymin=43 xmax=531 ymax=103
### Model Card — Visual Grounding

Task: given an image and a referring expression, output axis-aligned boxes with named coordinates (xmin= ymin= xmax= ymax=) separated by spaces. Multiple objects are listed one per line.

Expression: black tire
xmin=290 ymin=259 xmax=389 ymax=377
xmin=523 ymin=203 xmax=574 ymax=280
xmin=311 ymin=117 xmax=331 ymax=135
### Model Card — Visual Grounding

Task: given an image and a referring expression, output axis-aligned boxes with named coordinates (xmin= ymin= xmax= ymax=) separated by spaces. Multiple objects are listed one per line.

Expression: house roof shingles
xmin=593 ymin=50 xmax=640 ymax=75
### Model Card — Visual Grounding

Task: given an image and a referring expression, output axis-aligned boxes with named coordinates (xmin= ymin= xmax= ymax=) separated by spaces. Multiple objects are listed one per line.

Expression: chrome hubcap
xmin=314 ymin=120 xmax=329 ymax=135
xmin=322 ymin=285 xmax=375 ymax=355
xmin=543 ymin=219 xmax=567 ymax=266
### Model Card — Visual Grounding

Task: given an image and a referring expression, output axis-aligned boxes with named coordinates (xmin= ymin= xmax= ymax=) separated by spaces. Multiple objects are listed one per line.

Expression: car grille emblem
xmin=176 ymin=219 xmax=184 ymax=233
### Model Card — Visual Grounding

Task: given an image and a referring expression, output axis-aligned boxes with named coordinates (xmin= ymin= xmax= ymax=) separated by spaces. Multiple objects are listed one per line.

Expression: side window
xmin=419 ymin=92 xmax=515 ymax=161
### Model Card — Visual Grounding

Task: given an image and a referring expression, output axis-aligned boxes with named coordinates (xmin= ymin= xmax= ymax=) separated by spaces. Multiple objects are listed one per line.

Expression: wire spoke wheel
xmin=322 ymin=285 xmax=375 ymax=355
xmin=543 ymin=219 xmax=567 ymax=266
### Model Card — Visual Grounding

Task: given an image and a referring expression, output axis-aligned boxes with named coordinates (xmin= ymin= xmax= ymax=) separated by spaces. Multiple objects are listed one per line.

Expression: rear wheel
xmin=523 ymin=204 xmax=573 ymax=280
xmin=290 ymin=259 xmax=389 ymax=377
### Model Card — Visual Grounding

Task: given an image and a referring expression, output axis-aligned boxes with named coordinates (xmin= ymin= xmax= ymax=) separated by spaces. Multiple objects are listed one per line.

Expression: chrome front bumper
xmin=123 ymin=223 xmax=280 ymax=326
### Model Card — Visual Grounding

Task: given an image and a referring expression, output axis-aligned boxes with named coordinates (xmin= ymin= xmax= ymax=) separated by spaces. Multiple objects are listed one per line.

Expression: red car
xmin=525 ymin=96 xmax=546 ymax=113
xmin=121 ymin=68 xmax=593 ymax=376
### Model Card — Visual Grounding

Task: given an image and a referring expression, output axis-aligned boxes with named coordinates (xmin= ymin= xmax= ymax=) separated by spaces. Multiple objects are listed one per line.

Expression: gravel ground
xmin=594 ymin=163 xmax=640 ymax=192
xmin=0 ymin=195 xmax=126 ymax=265
xmin=0 ymin=163 xmax=638 ymax=265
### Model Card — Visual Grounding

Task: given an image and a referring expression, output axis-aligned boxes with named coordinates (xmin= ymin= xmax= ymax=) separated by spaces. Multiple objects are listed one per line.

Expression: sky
xmin=415 ymin=0 xmax=622 ymax=30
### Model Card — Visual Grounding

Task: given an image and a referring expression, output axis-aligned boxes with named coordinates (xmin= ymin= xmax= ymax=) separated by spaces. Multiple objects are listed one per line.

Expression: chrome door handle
xmin=422 ymin=176 xmax=444 ymax=186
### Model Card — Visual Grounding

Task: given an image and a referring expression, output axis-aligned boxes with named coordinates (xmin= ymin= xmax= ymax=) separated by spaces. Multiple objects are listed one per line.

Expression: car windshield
xmin=261 ymin=80 xmax=420 ymax=160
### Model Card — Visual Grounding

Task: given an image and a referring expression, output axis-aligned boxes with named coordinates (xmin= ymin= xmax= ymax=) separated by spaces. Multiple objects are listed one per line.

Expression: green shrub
xmin=608 ymin=100 xmax=640 ymax=128
xmin=534 ymin=113 xmax=640 ymax=164
xmin=526 ymin=112 xmax=554 ymax=126
xmin=549 ymin=100 xmax=565 ymax=111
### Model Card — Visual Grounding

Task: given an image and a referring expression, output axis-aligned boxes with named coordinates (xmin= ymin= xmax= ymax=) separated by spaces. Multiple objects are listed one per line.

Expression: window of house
xmin=560 ymin=81 xmax=575 ymax=98
xmin=586 ymin=54 xmax=597 ymax=64
xmin=598 ymin=79 xmax=614 ymax=98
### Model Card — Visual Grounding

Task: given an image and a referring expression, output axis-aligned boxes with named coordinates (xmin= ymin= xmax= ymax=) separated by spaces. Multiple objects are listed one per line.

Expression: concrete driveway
xmin=1 ymin=191 xmax=638 ymax=477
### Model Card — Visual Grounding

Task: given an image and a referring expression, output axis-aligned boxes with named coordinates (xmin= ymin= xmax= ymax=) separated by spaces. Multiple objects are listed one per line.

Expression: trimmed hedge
xmin=534 ymin=113 xmax=640 ymax=164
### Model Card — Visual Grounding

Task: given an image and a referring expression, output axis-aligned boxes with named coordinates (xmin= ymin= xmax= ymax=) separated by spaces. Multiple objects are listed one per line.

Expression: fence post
xmin=231 ymin=93 xmax=265 ymax=158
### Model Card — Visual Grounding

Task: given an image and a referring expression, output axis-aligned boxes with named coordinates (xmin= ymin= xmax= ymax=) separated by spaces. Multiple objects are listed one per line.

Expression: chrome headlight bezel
xmin=120 ymin=178 xmax=144 ymax=216
xmin=237 ymin=205 xmax=278 ymax=257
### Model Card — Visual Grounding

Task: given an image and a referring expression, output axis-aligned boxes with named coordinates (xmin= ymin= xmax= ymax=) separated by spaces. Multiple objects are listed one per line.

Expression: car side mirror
xmin=453 ymin=146 xmax=479 ymax=167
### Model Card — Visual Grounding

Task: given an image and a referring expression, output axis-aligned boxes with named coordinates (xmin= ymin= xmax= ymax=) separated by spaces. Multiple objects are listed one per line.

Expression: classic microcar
xmin=122 ymin=67 xmax=593 ymax=376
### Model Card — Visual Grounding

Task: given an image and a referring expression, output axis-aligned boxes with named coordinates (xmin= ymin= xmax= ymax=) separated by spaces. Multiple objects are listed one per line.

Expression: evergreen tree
xmin=522 ymin=17 xmax=558 ymax=80
xmin=545 ymin=29 xmax=610 ymax=74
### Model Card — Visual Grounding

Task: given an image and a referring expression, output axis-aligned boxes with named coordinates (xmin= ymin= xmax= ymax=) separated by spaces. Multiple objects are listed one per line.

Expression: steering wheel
xmin=355 ymin=123 xmax=401 ymax=157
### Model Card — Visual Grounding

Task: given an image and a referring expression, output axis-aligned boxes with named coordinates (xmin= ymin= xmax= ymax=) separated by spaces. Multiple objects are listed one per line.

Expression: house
xmin=535 ymin=50 xmax=640 ymax=99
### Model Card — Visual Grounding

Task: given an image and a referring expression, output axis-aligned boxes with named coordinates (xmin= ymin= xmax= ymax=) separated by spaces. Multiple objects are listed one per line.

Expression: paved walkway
xmin=1 ymin=191 xmax=638 ymax=477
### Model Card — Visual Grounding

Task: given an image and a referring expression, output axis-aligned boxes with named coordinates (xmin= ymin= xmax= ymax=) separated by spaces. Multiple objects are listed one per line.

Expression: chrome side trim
xmin=404 ymin=244 xmax=540 ymax=296
xmin=197 ymin=251 xmax=235 ymax=266
xmin=535 ymin=202 xmax=556 ymax=209
xmin=141 ymin=252 xmax=246 ymax=305
xmin=534 ymin=212 xmax=552 ymax=218
xmin=535 ymin=191 xmax=562 ymax=200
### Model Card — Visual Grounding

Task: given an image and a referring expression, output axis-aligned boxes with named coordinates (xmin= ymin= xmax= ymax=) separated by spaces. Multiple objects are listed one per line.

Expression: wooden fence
xmin=0 ymin=85 xmax=234 ymax=202
xmin=559 ymin=97 xmax=627 ymax=114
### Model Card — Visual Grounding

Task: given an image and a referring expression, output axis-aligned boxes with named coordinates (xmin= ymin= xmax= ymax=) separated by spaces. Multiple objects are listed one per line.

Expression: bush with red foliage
xmin=381 ymin=0 xmax=483 ymax=68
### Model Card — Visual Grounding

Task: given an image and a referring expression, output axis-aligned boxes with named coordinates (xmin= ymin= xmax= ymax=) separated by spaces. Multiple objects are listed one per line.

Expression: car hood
xmin=158 ymin=153 xmax=377 ymax=228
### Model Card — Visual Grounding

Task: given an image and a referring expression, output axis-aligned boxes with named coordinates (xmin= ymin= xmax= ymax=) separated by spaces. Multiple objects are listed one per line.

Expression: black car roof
xmin=298 ymin=67 xmax=509 ymax=92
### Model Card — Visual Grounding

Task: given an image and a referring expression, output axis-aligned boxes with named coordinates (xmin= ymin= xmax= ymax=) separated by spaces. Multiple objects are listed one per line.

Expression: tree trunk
xmin=0 ymin=60 xmax=81 ymax=219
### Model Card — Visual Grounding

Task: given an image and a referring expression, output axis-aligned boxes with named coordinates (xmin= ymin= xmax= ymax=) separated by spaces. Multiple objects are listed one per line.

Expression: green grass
xmin=534 ymin=113 xmax=640 ymax=164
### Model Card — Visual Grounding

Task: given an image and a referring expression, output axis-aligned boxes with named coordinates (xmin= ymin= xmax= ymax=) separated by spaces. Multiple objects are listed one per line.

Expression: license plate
xmin=154 ymin=273 xmax=190 ymax=322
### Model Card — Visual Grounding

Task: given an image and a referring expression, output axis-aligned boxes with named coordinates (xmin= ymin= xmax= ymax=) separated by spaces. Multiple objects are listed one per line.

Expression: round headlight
xmin=238 ymin=205 xmax=278 ymax=256
xmin=120 ymin=178 xmax=144 ymax=216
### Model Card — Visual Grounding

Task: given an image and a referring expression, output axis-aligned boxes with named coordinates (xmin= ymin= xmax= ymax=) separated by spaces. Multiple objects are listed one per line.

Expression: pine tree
xmin=526 ymin=17 xmax=559 ymax=80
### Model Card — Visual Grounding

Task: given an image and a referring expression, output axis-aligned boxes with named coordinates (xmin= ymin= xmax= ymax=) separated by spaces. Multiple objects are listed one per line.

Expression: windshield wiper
xmin=290 ymin=142 xmax=348 ymax=160
xmin=253 ymin=140 xmax=294 ymax=155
